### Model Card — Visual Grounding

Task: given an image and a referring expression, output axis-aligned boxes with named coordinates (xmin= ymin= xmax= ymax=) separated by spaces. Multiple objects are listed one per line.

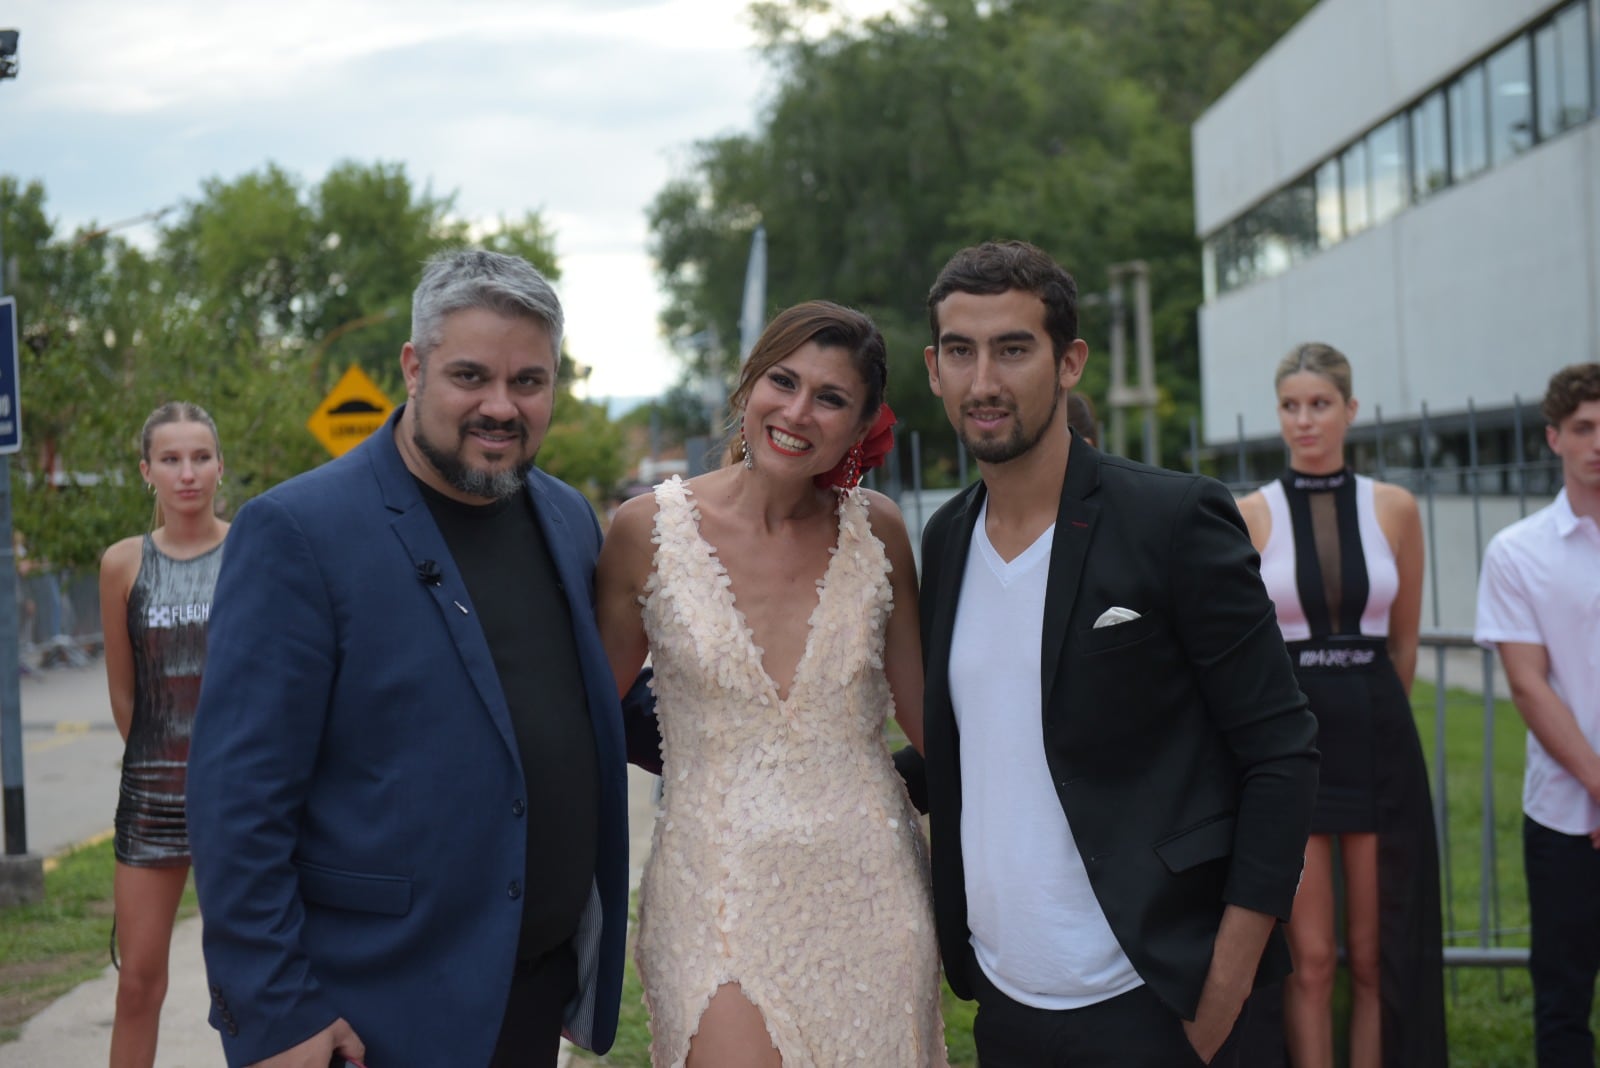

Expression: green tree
xmin=649 ymin=0 xmax=1314 ymax=476
xmin=542 ymin=395 xmax=629 ymax=500
xmin=306 ymin=161 xmax=466 ymax=393
xmin=3 ymin=165 xmax=626 ymax=566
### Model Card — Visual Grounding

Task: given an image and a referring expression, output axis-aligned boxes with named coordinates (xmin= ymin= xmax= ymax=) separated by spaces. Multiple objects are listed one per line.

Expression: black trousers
xmin=489 ymin=941 xmax=578 ymax=1068
xmin=1525 ymin=816 xmax=1600 ymax=1067
xmin=970 ymin=966 xmax=1246 ymax=1067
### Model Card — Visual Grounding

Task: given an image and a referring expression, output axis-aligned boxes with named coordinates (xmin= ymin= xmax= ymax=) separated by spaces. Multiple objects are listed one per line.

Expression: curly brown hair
xmin=1541 ymin=363 xmax=1600 ymax=427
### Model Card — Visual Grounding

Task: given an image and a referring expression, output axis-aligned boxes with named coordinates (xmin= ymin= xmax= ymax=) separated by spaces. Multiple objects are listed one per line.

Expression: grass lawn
xmin=574 ymin=676 xmax=1574 ymax=1067
xmin=0 ymin=838 xmax=197 ymax=1044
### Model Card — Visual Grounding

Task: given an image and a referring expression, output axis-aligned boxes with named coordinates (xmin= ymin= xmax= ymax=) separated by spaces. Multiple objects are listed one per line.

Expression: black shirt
xmin=418 ymin=480 xmax=600 ymax=960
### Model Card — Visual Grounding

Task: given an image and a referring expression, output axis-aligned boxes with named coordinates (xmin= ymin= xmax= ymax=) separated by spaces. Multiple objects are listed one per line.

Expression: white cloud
xmin=4 ymin=0 xmax=909 ymax=407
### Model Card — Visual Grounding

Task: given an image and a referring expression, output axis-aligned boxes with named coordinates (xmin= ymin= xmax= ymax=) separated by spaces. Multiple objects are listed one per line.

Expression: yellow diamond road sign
xmin=307 ymin=365 xmax=394 ymax=457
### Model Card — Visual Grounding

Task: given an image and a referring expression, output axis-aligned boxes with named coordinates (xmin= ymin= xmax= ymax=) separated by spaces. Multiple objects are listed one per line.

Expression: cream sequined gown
xmin=636 ymin=476 xmax=944 ymax=1067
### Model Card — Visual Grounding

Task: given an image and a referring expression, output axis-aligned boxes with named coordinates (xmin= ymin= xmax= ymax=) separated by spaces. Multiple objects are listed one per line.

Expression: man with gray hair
xmin=188 ymin=249 xmax=658 ymax=1068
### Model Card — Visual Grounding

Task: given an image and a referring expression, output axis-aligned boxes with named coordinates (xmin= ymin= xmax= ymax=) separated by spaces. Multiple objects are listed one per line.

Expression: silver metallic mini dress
xmin=113 ymin=534 xmax=222 ymax=867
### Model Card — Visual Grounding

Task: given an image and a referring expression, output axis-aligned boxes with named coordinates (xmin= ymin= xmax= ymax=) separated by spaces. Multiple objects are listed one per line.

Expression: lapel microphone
xmin=415 ymin=559 xmax=442 ymax=586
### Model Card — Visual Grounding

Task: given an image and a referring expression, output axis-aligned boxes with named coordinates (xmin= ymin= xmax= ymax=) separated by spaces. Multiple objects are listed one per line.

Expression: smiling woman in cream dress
xmin=597 ymin=301 xmax=945 ymax=1068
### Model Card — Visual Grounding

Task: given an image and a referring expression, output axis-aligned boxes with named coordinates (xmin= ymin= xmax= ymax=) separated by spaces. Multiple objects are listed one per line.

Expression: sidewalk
xmin=0 ymin=760 xmax=660 ymax=1067
xmin=5 ymin=660 xmax=124 ymax=860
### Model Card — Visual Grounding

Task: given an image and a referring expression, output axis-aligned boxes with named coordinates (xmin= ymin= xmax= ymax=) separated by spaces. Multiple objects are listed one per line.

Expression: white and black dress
xmin=1259 ymin=469 xmax=1446 ymax=1067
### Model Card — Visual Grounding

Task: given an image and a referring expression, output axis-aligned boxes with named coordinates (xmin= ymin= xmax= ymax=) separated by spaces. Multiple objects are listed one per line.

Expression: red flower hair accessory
xmin=816 ymin=402 xmax=897 ymax=491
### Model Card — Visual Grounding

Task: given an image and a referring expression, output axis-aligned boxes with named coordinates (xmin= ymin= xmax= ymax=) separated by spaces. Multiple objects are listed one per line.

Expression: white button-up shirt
xmin=1476 ymin=489 xmax=1600 ymax=835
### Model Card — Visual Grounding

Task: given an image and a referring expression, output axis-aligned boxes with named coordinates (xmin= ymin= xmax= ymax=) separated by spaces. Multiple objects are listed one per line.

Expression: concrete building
xmin=1192 ymin=0 xmax=1598 ymax=493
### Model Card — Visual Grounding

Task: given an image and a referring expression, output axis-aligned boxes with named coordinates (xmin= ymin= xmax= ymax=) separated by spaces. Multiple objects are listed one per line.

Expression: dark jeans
xmin=489 ymin=941 xmax=578 ymax=1068
xmin=970 ymin=966 xmax=1246 ymax=1067
xmin=1525 ymin=816 xmax=1600 ymax=1067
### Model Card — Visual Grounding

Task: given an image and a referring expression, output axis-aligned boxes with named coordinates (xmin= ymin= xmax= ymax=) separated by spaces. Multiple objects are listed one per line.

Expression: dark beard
xmin=960 ymin=392 xmax=1061 ymax=464
xmin=413 ymin=418 xmax=533 ymax=500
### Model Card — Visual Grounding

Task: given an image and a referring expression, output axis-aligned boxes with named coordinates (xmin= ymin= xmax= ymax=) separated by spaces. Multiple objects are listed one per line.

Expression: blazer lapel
xmin=367 ymin=409 xmax=522 ymax=762
xmin=524 ymin=473 xmax=582 ymax=628
xmin=926 ymin=481 xmax=986 ymax=702
xmin=525 ymin=471 xmax=629 ymax=765
xmin=1040 ymin=439 xmax=1102 ymax=706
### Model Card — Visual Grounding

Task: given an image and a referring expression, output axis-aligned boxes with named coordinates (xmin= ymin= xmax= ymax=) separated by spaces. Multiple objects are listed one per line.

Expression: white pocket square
xmin=1093 ymin=606 xmax=1142 ymax=629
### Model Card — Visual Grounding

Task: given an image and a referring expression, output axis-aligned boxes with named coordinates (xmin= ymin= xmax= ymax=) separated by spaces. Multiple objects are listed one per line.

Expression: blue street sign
xmin=0 ymin=297 xmax=18 ymax=454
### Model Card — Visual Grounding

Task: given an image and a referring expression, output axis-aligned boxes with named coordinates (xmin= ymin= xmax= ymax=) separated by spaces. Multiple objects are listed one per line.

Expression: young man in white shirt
xmin=1476 ymin=362 xmax=1600 ymax=1067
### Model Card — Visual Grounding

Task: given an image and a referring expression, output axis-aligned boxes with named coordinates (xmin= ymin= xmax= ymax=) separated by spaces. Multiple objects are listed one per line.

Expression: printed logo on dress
xmin=1298 ymin=647 xmax=1376 ymax=669
xmin=146 ymin=602 xmax=210 ymax=629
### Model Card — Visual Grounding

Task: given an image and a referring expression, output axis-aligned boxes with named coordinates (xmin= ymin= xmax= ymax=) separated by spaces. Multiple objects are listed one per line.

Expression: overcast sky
xmin=2 ymin=0 xmax=904 ymax=404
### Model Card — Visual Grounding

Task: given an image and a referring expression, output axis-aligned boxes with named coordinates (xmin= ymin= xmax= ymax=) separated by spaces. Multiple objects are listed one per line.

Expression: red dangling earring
xmin=842 ymin=443 xmax=864 ymax=490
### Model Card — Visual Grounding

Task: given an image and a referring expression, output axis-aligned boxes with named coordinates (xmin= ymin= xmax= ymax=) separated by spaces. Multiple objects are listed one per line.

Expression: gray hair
xmin=410 ymin=249 xmax=564 ymax=368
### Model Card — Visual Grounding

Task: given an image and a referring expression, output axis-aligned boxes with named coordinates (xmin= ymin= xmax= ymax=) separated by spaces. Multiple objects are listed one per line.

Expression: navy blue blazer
xmin=187 ymin=408 xmax=653 ymax=1066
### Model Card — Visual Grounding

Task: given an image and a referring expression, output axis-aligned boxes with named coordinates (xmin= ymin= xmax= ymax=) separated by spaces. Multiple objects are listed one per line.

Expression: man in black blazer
xmin=916 ymin=240 xmax=1318 ymax=1066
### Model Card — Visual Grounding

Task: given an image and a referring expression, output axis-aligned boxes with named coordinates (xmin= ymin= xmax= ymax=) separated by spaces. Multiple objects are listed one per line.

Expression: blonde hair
xmin=140 ymin=402 xmax=222 ymax=529
xmin=1274 ymin=342 xmax=1352 ymax=402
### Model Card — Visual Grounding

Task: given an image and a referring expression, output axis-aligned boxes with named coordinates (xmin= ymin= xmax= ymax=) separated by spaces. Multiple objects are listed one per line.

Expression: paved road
xmin=4 ymin=660 xmax=124 ymax=860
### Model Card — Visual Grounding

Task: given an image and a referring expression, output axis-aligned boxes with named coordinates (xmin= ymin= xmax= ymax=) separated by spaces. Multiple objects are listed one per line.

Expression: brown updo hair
xmin=724 ymin=300 xmax=887 ymax=466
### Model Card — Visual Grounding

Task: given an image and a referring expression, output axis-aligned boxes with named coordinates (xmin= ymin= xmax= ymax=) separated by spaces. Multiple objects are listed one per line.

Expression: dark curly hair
xmin=1541 ymin=363 xmax=1600 ymax=428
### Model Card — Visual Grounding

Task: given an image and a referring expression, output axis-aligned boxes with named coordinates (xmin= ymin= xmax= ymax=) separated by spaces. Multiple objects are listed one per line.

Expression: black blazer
xmin=918 ymin=438 xmax=1318 ymax=1018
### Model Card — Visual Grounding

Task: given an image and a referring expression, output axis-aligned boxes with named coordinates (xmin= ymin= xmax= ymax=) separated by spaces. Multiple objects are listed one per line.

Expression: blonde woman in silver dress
xmin=597 ymin=301 xmax=945 ymax=1067
xmin=99 ymin=402 xmax=228 ymax=1068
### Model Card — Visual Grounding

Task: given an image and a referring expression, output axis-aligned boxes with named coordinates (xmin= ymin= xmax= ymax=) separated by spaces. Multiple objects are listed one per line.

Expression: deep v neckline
xmin=679 ymin=482 xmax=848 ymax=706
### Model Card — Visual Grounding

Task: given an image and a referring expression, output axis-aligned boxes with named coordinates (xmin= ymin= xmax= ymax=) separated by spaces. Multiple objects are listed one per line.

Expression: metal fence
xmin=15 ymin=569 xmax=101 ymax=670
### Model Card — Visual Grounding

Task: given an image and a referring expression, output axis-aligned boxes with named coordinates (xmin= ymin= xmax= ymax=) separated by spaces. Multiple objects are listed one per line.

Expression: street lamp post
xmin=0 ymin=25 xmax=43 ymax=908
xmin=0 ymin=30 xmax=18 ymax=81
xmin=1105 ymin=261 xmax=1159 ymax=466
xmin=675 ymin=327 xmax=722 ymax=477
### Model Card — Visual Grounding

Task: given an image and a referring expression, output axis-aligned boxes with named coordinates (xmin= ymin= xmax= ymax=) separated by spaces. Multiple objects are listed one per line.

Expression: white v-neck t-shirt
xmin=948 ymin=500 xmax=1141 ymax=1009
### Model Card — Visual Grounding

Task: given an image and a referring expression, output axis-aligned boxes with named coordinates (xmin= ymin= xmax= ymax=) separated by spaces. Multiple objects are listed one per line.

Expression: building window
xmin=1410 ymin=90 xmax=1449 ymax=199
xmin=1487 ymin=35 xmax=1534 ymax=164
xmin=1315 ymin=159 xmax=1342 ymax=248
xmin=1208 ymin=223 xmax=1257 ymax=295
xmin=1368 ymin=116 xmax=1409 ymax=223
xmin=1341 ymin=140 xmax=1370 ymax=235
xmin=1536 ymin=1 xmax=1593 ymax=139
xmin=1256 ymin=178 xmax=1318 ymax=273
xmin=1449 ymin=64 xmax=1489 ymax=180
xmin=1201 ymin=0 xmax=1600 ymax=303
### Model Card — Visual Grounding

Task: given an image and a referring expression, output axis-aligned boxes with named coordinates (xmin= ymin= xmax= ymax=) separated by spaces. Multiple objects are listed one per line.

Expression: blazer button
xmin=508 ymin=880 xmax=522 ymax=899
xmin=226 ymin=1021 xmax=239 ymax=1036
xmin=512 ymin=799 xmax=526 ymax=817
